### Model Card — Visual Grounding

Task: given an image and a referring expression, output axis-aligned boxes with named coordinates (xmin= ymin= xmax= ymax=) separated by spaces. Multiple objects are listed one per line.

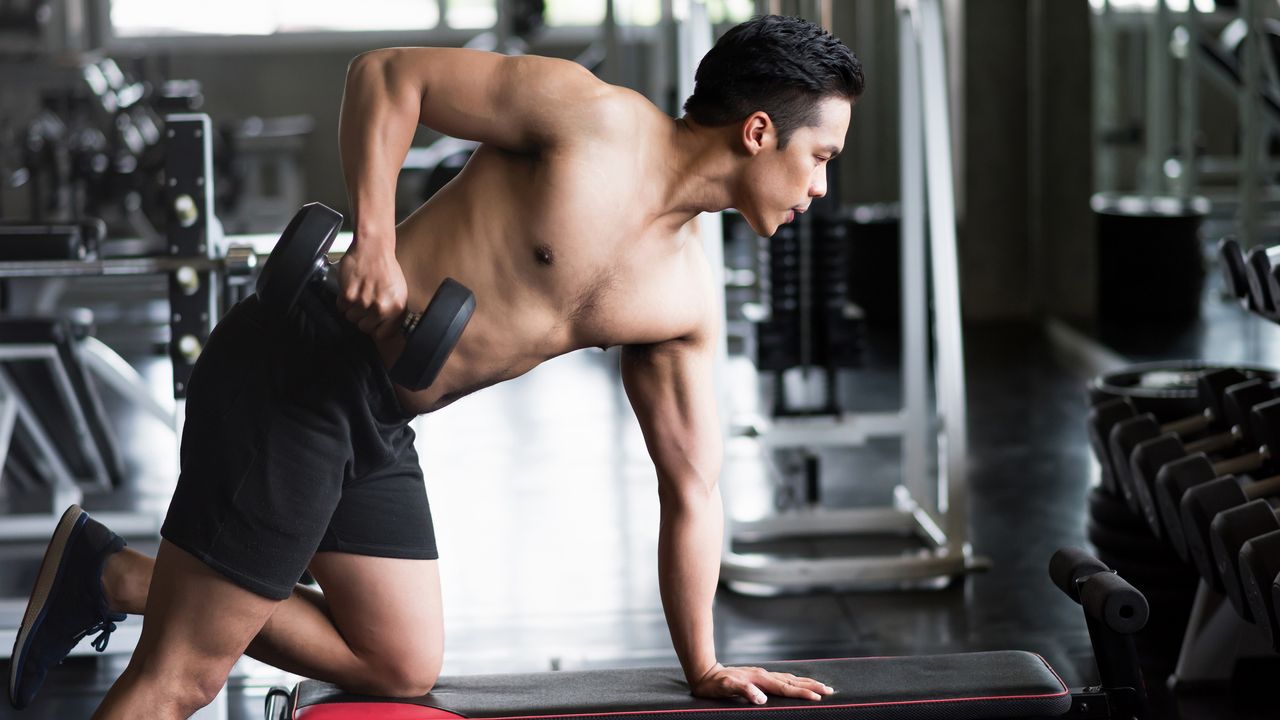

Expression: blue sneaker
xmin=8 ymin=505 xmax=127 ymax=710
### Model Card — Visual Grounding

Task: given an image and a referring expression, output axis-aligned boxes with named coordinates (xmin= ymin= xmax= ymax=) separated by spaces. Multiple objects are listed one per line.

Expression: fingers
xmin=735 ymin=670 xmax=834 ymax=704
xmin=343 ymin=292 xmax=407 ymax=337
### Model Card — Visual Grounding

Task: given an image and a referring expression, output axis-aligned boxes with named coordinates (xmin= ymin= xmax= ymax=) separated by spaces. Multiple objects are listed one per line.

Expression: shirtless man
xmin=8 ymin=15 xmax=863 ymax=719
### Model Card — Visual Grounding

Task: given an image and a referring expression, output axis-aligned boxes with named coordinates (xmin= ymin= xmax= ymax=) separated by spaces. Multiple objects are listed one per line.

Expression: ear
xmin=740 ymin=111 xmax=774 ymax=155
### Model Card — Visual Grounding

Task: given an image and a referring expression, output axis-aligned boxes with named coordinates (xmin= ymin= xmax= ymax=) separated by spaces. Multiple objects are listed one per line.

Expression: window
xmin=110 ymin=0 xmax=441 ymax=37
xmin=446 ymin=0 xmax=497 ymax=29
xmin=544 ymin=0 xmax=606 ymax=27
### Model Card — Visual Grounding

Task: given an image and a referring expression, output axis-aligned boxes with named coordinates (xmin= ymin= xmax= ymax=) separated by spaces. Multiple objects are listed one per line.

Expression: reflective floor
xmin=3 ymin=283 xmax=1280 ymax=719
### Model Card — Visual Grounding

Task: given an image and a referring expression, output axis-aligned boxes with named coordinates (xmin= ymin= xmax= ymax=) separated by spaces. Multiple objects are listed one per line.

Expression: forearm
xmin=657 ymin=479 xmax=725 ymax=686
xmin=339 ymin=50 xmax=420 ymax=251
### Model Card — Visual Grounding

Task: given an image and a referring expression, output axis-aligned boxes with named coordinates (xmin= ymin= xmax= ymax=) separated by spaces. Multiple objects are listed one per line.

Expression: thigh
xmin=128 ymin=540 xmax=280 ymax=688
xmin=307 ymin=552 xmax=443 ymax=671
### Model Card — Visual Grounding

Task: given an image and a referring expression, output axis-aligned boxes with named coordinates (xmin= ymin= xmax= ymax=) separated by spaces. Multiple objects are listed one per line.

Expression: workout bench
xmin=266 ymin=548 xmax=1149 ymax=720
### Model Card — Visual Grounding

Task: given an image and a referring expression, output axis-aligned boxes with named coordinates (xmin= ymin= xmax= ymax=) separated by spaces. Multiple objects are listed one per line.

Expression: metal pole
xmin=1145 ymin=0 xmax=1172 ymax=195
xmin=1094 ymin=1 xmax=1119 ymax=194
xmin=918 ymin=0 xmax=969 ymax=539
xmin=1240 ymin=0 xmax=1263 ymax=248
xmin=1178 ymin=3 xmax=1200 ymax=199
xmin=897 ymin=0 xmax=930 ymax=522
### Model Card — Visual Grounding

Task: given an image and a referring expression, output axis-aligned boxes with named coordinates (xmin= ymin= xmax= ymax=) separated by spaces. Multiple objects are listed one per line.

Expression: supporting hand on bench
xmin=692 ymin=663 xmax=835 ymax=705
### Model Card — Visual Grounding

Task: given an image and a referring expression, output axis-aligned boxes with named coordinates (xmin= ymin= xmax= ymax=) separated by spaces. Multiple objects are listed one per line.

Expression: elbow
xmin=657 ymin=466 xmax=721 ymax=508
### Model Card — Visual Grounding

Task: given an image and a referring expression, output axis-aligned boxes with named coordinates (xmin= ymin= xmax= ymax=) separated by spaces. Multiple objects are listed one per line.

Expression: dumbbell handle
xmin=1212 ymin=445 xmax=1272 ymax=477
xmin=1246 ymin=474 xmax=1280 ymax=501
xmin=317 ymin=259 xmax=426 ymax=335
xmin=1185 ymin=427 xmax=1244 ymax=455
xmin=1164 ymin=409 xmax=1214 ymax=437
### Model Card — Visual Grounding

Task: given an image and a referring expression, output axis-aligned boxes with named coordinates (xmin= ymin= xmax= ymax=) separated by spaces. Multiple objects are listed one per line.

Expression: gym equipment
xmin=1179 ymin=401 xmax=1280 ymax=591
xmin=1122 ymin=378 xmax=1278 ymax=533
xmin=265 ymin=548 xmax=1150 ymax=720
xmin=1210 ymin=498 xmax=1280 ymax=622
xmin=1239 ymin=530 xmax=1280 ymax=649
xmin=718 ymin=0 xmax=983 ymax=590
xmin=1244 ymin=244 xmax=1280 ymax=321
xmin=254 ymin=203 xmax=476 ymax=392
xmin=1220 ymin=238 xmax=1255 ymax=313
xmin=1159 ymin=461 xmax=1280 ymax=563
xmin=1102 ymin=368 xmax=1252 ymax=512
xmin=1182 ymin=473 xmax=1280 ymax=594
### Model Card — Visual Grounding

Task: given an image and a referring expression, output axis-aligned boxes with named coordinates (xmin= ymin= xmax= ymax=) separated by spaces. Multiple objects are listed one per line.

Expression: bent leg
xmin=101 ymin=548 xmax=443 ymax=698
xmin=93 ymin=540 xmax=278 ymax=720
xmin=251 ymin=552 xmax=444 ymax=697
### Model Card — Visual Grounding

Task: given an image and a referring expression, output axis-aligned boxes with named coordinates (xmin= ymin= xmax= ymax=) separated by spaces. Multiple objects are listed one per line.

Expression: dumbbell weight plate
xmin=1090 ymin=362 xmax=1278 ymax=417
xmin=389 ymin=277 xmax=476 ymax=390
xmin=256 ymin=203 xmax=344 ymax=314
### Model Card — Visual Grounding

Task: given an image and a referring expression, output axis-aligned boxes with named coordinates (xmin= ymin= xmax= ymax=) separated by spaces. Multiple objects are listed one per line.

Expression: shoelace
xmin=77 ymin=619 xmax=118 ymax=653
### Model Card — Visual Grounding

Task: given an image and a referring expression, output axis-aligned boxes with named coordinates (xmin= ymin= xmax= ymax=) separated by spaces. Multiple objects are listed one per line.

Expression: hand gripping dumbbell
xmin=255 ymin=203 xmax=476 ymax=391
xmin=1121 ymin=378 xmax=1278 ymax=538
xmin=1236 ymin=528 xmax=1280 ymax=651
xmin=1179 ymin=399 xmax=1280 ymax=592
xmin=1141 ymin=378 xmax=1280 ymax=547
xmin=1089 ymin=367 xmax=1248 ymax=501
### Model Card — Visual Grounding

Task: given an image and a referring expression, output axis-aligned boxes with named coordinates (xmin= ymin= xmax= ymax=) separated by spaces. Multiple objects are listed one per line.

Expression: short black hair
xmin=682 ymin=15 xmax=864 ymax=148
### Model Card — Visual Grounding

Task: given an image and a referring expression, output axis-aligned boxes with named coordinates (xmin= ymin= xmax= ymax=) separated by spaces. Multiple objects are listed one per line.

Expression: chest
xmin=462 ymin=145 xmax=707 ymax=346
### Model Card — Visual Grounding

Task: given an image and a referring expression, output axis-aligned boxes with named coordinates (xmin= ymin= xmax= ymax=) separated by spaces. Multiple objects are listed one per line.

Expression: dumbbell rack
xmin=1171 ymin=241 xmax=1280 ymax=688
xmin=1220 ymin=237 xmax=1280 ymax=325
xmin=717 ymin=0 xmax=987 ymax=591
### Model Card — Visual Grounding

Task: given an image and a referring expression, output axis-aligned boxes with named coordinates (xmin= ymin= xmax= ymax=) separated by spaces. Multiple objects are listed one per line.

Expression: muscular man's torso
xmin=378 ymin=92 xmax=713 ymax=414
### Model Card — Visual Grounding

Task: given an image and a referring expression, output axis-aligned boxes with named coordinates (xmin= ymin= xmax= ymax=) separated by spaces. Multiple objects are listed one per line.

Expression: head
xmin=682 ymin=15 xmax=864 ymax=235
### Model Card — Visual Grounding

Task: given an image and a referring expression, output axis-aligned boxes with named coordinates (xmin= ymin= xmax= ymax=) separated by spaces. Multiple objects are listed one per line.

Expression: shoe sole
xmin=8 ymin=505 xmax=88 ymax=709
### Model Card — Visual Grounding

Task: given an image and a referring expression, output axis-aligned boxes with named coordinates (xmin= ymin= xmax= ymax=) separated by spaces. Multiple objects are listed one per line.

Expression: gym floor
xmin=2 ymin=275 xmax=1277 ymax=720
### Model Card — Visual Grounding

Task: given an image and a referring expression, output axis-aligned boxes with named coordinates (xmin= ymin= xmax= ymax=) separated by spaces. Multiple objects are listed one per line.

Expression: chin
xmin=743 ymin=214 xmax=774 ymax=238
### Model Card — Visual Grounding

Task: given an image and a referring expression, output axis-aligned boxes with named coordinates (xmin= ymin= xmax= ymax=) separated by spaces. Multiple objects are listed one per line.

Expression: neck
xmin=658 ymin=116 xmax=741 ymax=229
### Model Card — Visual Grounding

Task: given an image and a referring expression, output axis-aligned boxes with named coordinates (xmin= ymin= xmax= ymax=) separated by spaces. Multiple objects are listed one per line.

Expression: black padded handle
xmin=1080 ymin=570 xmax=1149 ymax=634
xmin=1049 ymin=548 xmax=1149 ymax=634
xmin=1049 ymin=547 xmax=1109 ymax=602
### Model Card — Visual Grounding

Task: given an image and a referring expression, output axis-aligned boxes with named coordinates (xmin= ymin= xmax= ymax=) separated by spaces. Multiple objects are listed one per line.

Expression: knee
xmin=360 ymin=652 xmax=441 ymax=698
xmin=127 ymin=663 xmax=227 ymax=717
xmin=188 ymin=669 xmax=229 ymax=710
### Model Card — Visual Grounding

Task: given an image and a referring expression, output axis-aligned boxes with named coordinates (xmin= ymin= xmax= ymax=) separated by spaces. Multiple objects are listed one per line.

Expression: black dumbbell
xmin=1089 ymin=368 xmax=1249 ymax=500
xmin=1179 ymin=399 xmax=1280 ymax=589
xmin=1123 ymin=379 xmax=1279 ymax=536
xmin=1106 ymin=370 xmax=1254 ymax=513
xmin=1220 ymin=238 xmax=1252 ymax=311
xmin=1245 ymin=244 xmax=1280 ymax=321
xmin=1238 ymin=531 xmax=1280 ymax=650
xmin=1182 ymin=473 xmax=1280 ymax=593
xmin=1210 ymin=497 xmax=1280 ymax=623
xmin=1144 ymin=379 xmax=1280 ymax=545
xmin=255 ymin=203 xmax=476 ymax=391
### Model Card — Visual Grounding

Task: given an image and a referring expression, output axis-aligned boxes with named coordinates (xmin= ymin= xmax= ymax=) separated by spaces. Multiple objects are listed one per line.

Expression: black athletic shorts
xmin=161 ymin=288 xmax=436 ymax=600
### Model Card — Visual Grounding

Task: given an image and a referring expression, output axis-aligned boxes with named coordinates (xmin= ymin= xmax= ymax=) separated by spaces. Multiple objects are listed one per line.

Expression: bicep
xmin=351 ymin=48 xmax=605 ymax=153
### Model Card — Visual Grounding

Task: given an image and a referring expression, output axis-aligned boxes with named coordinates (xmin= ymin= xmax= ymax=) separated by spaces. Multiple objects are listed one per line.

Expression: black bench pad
xmin=289 ymin=650 xmax=1071 ymax=719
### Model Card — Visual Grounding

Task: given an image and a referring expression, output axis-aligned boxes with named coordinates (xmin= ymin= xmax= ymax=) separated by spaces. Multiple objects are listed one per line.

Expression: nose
xmin=810 ymin=171 xmax=827 ymax=199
